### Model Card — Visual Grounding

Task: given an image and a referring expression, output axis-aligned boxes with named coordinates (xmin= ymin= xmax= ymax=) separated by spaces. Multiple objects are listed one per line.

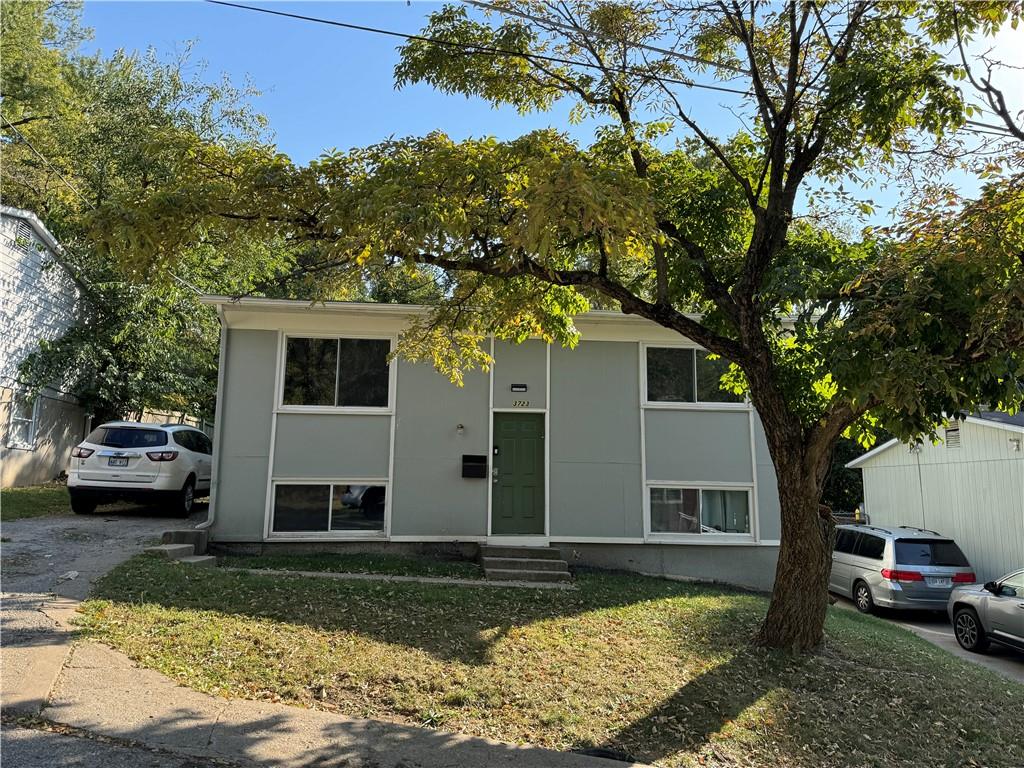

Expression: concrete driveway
xmin=2 ymin=502 xmax=209 ymax=712
xmin=832 ymin=595 xmax=1024 ymax=684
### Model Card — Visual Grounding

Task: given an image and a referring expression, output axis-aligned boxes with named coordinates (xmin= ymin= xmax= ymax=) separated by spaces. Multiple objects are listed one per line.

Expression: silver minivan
xmin=830 ymin=524 xmax=976 ymax=613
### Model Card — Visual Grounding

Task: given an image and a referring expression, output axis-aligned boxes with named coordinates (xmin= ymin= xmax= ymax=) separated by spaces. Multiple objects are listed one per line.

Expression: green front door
xmin=491 ymin=412 xmax=545 ymax=535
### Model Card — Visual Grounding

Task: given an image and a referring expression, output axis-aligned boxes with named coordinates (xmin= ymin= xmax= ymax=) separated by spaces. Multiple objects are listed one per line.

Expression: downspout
xmin=197 ymin=303 xmax=227 ymax=531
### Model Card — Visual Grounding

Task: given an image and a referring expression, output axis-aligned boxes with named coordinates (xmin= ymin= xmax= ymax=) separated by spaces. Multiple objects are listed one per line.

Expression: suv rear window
xmin=895 ymin=539 xmax=970 ymax=567
xmin=86 ymin=427 xmax=167 ymax=449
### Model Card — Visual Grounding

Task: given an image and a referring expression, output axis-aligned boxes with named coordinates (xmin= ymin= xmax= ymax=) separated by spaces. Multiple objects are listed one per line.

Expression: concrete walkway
xmin=225 ymin=566 xmax=576 ymax=589
xmin=1 ymin=511 xmax=639 ymax=767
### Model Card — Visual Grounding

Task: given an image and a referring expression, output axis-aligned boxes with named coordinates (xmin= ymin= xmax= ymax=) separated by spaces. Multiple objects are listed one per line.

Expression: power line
xmin=463 ymin=0 xmax=750 ymax=77
xmin=1 ymin=113 xmax=94 ymax=208
xmin=205 ymin=0 xmax=1015 ymax=145
xmin=204 ymin=0 xmax=753 ymax=97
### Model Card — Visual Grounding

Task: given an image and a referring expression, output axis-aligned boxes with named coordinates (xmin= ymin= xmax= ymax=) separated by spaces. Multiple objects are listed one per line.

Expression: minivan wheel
xmin=853 ymin=581 xmax=875 ymax=614
xmin=167 ymin=476 xmax=196 ymax=518
xmin=953 ymin=607 xmax=989 ymax=653
xmin=70 ymin=495 xmax=97 ymax=515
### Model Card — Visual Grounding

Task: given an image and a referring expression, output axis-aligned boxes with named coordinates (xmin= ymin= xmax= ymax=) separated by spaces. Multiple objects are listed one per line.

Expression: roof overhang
xmin=845 ymin=438 xmax=900 ymax=469
xmin=846 ymin=414 xmax=1024 ymax=469
xmin=0 ymin=205 xmax=63 ymax=255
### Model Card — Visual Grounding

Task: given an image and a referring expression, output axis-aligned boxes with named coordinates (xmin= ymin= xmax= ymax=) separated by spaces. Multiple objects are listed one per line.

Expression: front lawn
xmin=79 ymin=557 xmax=1023 ymax=768
xmin=1 ymin=482 xmax=72 ymax=521
xmin=221 ymin=551 xmax=483 ymax=579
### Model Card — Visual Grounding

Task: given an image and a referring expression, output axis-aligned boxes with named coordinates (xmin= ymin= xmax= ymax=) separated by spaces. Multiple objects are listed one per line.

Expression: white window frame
xmin=268 ymin=477 xmax=389 ymax=540
xmin=276 ymin=332 xmax=397 ymax=415
xmin=7 ymin=393 xmax=40 ymax=450
xmin=640 ymin=342 xmax=750 ymax=411
xmin=644 ymin=481 xmax=755 ymax=543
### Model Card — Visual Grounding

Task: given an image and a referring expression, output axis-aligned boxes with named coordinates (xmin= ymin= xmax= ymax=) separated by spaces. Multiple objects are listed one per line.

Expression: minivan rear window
xmin=895 ymin=539 xmax=970 ymax=567
xmin=86 ymin=427 xmax=167 ymax=449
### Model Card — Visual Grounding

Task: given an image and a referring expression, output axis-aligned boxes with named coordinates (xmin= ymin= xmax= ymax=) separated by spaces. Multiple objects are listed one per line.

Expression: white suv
xmin=67 ymin=422 xmax=213 ymax=516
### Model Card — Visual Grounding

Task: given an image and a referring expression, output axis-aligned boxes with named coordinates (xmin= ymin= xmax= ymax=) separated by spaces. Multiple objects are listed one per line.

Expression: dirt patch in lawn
xmin=79 ymin=557 xmax=1023 ymax=768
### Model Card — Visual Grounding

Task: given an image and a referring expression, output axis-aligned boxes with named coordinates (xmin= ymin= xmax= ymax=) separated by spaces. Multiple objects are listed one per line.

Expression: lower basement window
xmin=272 ymin=483 xmax=386 ymax=533
xmin=649 ymin=487 xmax=751 ymax=535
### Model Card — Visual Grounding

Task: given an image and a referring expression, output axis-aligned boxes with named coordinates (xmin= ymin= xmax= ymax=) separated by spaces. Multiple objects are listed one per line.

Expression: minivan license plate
xmin=926 ymin=576 xmax=951 ymax=588
xmin=108 ymin=457 xmax=128 ymax=467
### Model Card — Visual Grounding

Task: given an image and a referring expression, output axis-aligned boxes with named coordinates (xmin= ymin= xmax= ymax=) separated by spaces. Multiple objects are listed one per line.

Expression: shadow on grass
xmin=595 ymin=647 xmax=781 ymax=763
xmin=86 ymin=558 xmax=759 ymax=668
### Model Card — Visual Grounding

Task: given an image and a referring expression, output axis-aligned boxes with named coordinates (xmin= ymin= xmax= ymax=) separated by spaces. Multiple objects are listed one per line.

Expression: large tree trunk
xmin=750 ymin=403 xmax=836 ymax=651
xmin=753 ymin=456 xmax=835 ymax=650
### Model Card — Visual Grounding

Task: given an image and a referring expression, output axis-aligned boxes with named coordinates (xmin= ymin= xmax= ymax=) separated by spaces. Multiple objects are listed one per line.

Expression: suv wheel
xmin=167 ymin=476 xmax=196 ymax=518
xmin=953 ymin=607 xmax=989 ymax=653
xmin=853 ymin=581 xmax=875 ymax=614
xmin=70 ymin=495 xmax=97 ymax=515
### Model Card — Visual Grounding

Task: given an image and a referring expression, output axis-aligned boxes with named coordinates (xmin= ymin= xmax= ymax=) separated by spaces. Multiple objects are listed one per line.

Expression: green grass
xmin=1 ymin=483 xmax=73 ymax=521
xmin=221 ymin=552 xmax=483 ymax=580
xmin=79 ymin=557 xmax=1024 ymax=768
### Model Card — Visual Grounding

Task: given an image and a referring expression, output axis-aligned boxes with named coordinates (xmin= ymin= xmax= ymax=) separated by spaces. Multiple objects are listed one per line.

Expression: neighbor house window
xmin=272 ymin=483 xmax=386 ymax=533
xmin=645 ymin=347 xmax=743 ymax=404
xmin=7 ymin=394 xmax=39 ymax=449
xmin=649 ymin=487 xmax=751 ymax=535
xmin=282 ymin=337 xmax=391 ymax=408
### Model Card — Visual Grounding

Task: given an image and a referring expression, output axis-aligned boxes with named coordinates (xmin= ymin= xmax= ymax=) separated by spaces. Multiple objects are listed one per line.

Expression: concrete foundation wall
xmin=555 ymin=542 xmax=780 ymax=592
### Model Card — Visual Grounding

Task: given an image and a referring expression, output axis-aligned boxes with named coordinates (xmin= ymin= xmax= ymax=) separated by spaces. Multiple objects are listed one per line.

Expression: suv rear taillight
xmin=952 ymin=572 xmax=976 ymax=583
xmin=71 ymin=446 xmax=94 ymax=458
xmin=146 ymin=450 xmax=179 ymax=461
xmin=881 ymin=568 xmax=924 ymax=582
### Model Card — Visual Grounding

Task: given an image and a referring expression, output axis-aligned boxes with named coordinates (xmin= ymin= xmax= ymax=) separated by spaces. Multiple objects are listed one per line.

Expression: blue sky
xmin=79 ymin=1 xmax=749 ymax=161
xmin=80 ymin=1 xmax=1021 ymax=222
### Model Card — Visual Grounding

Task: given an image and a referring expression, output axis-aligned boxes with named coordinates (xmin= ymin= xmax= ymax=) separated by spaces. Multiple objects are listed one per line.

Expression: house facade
xmin=1 ymin=206 xmax=89 ymax=488
xmin=847 ymin=413 xmax=1024 ymax=582
xmin=202 ymin=297 xmax=782 ymax=589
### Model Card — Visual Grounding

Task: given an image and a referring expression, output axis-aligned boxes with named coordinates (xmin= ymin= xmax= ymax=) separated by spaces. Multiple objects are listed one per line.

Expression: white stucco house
xmin=0 ymin=205 xmax=90 ymax=487
xmin=847 ymin=412 xmax=1024 ymax=582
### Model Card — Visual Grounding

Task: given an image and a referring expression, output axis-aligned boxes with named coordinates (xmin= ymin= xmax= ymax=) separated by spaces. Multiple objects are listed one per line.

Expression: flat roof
xmin=198 ymin=294 xmax=700 ymax=324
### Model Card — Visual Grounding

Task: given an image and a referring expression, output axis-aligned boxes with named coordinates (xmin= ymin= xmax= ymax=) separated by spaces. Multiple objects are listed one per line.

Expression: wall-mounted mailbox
xmin=461 ymin=454 xmax=488 ymax=479
xmin=510 ymin=384 xmax=528 ymax=392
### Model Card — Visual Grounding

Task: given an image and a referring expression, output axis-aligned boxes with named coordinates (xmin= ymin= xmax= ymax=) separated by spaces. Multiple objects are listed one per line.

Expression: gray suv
xmin=948 ymin=570 xmax=1024 ymax=653
xmin=829 ymin=524 xmax=976 ymax=614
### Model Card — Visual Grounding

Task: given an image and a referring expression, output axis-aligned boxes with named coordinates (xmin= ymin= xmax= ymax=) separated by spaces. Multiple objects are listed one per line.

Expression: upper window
xmin=645 ymin=347 xmax=743 ymax=404
xmin=649 ymin=487 xmax=751 ymax=535
xmin=7 ymin=395 xmax=39 ymax=449
xmin=282 ymin=337 xmax=391 ymax=408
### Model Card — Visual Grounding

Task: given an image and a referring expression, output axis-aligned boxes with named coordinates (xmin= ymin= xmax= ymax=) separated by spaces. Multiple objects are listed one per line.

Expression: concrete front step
xmin=479 ymin=545 xmax=563 ymax=560
xmin=178 ymin=555 xmax=217 ymax=568
xmin=143 ymin=543 xmax=194 ymax=560
xmin=485 ymin=569 xmax=572 ymax=583
xmin=161 ymin=529 xmax=208 ymax=555
xmin=481 ymin=556 xmax=568 ymax=573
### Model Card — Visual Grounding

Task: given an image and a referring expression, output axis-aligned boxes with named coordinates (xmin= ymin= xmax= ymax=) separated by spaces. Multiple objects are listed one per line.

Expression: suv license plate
xmin=108 ymin=457 xmax=129 ymax=467
xmin=926 ymin=577 xmax=951 ymax=588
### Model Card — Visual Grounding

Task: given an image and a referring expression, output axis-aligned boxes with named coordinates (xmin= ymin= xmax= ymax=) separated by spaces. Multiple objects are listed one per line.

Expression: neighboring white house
xmin=0 ymin=205 xmax=90 ymax=488
xmin=847 ymin=413 xmax=1024 ymax=582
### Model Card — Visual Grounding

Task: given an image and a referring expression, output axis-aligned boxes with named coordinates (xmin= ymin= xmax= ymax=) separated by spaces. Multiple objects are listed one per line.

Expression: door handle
xmin=492 ymin=467 xmax=499 ymax=484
